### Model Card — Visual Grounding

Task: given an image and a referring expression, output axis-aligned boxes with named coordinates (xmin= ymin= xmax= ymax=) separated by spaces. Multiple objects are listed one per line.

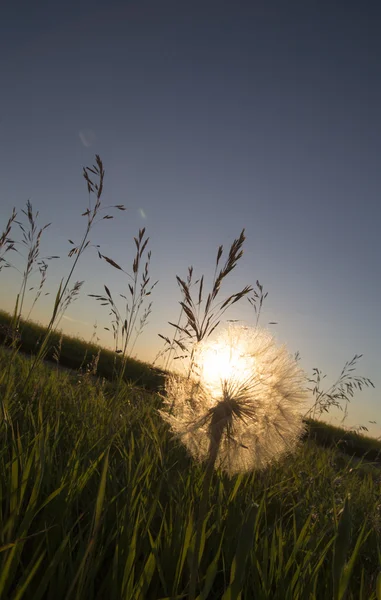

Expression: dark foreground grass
xmin=0 ymin=346 xmax=380 ymax=599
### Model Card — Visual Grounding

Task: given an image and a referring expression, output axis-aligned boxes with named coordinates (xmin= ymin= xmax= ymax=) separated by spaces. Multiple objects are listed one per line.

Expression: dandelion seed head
xmin=160 ymin=324 xmax=308 ymax=476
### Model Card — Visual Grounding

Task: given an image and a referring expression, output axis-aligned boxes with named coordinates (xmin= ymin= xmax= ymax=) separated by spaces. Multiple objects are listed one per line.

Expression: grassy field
xmin=1 ymin=156 xmax=380 ymax=598
xmin=0 ymin=342 xmax=381 ymax=599
xmin=1 ymin=308 xmax=380 ymax=466
xmin=0 ymin=309 xmax=167 ymax=392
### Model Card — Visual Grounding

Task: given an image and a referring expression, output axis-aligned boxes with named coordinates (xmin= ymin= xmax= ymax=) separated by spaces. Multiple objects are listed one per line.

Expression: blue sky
xmin=1 ymin=0 xmax=380 ymax=436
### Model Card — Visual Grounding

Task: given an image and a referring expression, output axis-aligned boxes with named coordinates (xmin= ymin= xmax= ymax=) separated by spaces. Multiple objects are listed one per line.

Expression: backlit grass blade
xmin=337 ymin=521 xmax=370 ymax=600
xmin=133 ymin=551 xmax=156 ymax=600
xmin=333 ymin=496 xmax=351 ymax=600
xmin=198 ymin=527 xmax=225 ymax=600
xmin=221 ymin=505 xmax=257 ymax=600
xmin=12 ymin=550 xmax=46 ymax=600
xmin=173 ymin=507 xmax=194 ymax=596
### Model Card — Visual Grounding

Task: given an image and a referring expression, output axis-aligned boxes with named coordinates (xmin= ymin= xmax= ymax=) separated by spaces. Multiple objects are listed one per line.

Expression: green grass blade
xmin=376 ymin=571 xmax=381 ymax=600
xmin=133 ymin=551 xmax=156 ymax=600
xmin=198 ymin=527 xmax=225 ymax=600
xmin=12 ymin=550 xmax=46 ymax=600
xmin=333 ymin=496 xmax=351 ymax=600
xmin=221 ymin=505 xmax=257 ymax=600
xmin=338 ymin=522 xmax=370 ymax=600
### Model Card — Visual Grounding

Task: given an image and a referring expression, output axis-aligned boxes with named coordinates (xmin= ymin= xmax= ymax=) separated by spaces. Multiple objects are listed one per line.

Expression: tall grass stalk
xmin=17 ymin=156 xmax=125 ymax=391
xmin=13 ymin=200 xmax=58 ymax=331
xmin=305 ymin=355 xmax=375 ymax=422
xmin=0 ymin=207 xmax=17 ymax=272
xmin=89 ymin=226 xmax=157 ymax=390
xmin=246 ymin=279 xmax=375 ymax=426
xmin=162 ymin=230 xmax=252 ymax=376
xmin=155 ymin=266 xmax=196 ymax=371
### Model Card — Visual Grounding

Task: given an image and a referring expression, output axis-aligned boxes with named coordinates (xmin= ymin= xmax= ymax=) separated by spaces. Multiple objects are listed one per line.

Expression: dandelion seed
xmin=160 ymin=324 xmax=308 ymax=476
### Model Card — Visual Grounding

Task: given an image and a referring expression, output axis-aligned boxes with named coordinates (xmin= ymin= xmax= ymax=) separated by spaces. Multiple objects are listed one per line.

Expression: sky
xmin=0 ymin=0 xmax=380 ymax=436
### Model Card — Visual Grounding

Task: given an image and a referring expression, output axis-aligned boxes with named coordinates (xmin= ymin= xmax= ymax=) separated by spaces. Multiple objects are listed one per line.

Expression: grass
xmin=1 ymin=154 xmax=380 ymax=598
xmin=1 ymin=308 xmax=380 ymax=466
xmin=0 ymin=345 xmax=380 ymax=599
xmin=0 ymin=309 xmax=167 ymax=392
xmin=304 ymin=419 xmax=381 ymax=464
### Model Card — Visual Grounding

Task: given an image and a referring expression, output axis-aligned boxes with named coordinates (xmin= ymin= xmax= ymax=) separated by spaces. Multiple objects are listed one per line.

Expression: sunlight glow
xmin=161 ymin=325 xmax=308 ymax=475
xmin=196 ymin=334 xmax=255 ymax=400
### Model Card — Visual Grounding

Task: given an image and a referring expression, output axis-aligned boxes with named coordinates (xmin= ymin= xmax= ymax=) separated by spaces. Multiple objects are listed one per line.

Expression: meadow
xmin=1 ymin=344 xmax=381 ymax=599
xmin=0 ymin=156 xmax=380 ymax=599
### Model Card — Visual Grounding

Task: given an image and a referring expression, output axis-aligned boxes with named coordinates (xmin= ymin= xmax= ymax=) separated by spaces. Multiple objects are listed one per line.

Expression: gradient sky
xmin=1 ymin=1 xmax=380 ymax=436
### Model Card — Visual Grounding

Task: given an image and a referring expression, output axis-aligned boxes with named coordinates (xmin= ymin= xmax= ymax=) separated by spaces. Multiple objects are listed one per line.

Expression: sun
xmin=195 ymin=332 xmax=256 ymax=401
